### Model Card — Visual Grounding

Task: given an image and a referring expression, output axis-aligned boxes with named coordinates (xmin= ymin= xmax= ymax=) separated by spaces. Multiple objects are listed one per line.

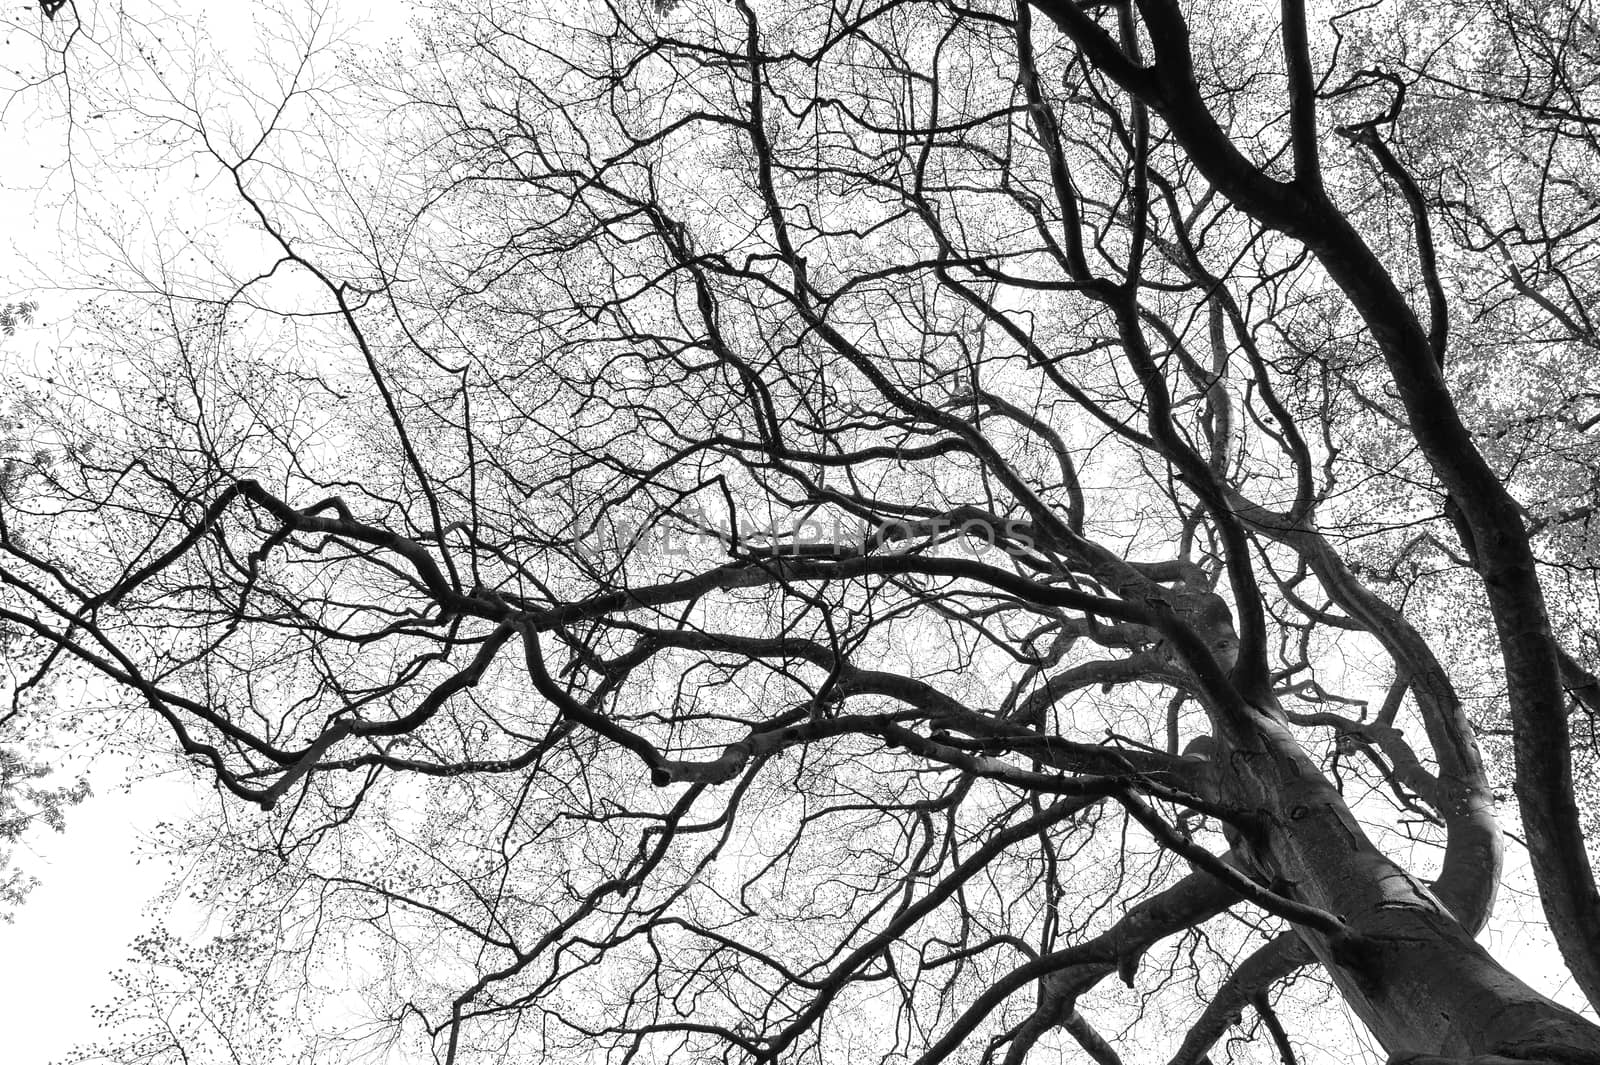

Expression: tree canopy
xmin=6 ymin=1 xmax=1600 ymax=1063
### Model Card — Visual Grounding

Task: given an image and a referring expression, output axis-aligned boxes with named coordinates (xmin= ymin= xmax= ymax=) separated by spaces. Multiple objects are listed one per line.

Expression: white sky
xmin=0 ymin=762 xmax=203 ymax=1064
xmin=0 ymin=1 xmax=1592 ymax=1062
xmin=0 ymin=3 xmax=200 ymax=1057
xmin=0 ymin=2 xmax=395 ymax=1060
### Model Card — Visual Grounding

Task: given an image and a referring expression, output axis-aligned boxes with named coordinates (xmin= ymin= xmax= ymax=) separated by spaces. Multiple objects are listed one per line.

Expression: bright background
xmin=0 ymin=1 xmax=1591 ymax=1062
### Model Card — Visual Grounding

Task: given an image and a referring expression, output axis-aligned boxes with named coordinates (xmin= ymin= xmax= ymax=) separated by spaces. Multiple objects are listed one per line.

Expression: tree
xmin=0 ymin=304 xmax=92 ymax=924
xmin=1 ymin=301 xmax=38 ymax=337
xmin=0 ymin=742 xmax=89 ymax=920
xmin=6 ymin=0 xmax=1600 ymax=1062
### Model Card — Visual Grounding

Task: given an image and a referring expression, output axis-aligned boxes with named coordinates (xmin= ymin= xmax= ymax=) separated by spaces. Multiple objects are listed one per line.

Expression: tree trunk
xmin=1230 ymin=717 xmax=1600 ymax=1062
